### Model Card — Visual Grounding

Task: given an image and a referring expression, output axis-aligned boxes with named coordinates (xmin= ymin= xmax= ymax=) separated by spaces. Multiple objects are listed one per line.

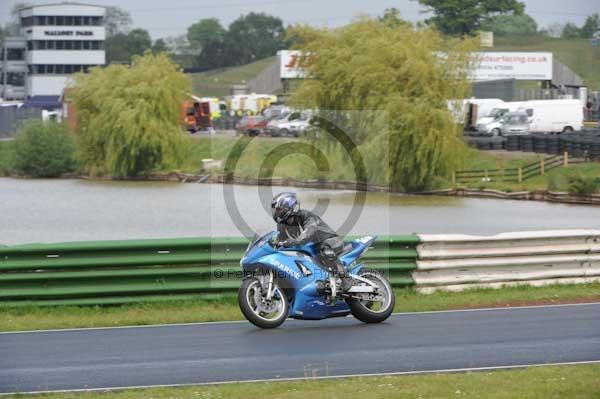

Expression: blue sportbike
xmin=238 ymin=231 xmax=395 ymax=328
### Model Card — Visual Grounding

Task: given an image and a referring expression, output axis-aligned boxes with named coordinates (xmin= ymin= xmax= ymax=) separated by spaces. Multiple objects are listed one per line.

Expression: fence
xmin=0 ymin=235 xmax=420 ymax=306
xmin=0 ymin=107 xmax=41 ymax=137
xmin=454 ymin=153 xmax=567 ymax=184
xmin=413 ymin=230 xmax=600 ymax=293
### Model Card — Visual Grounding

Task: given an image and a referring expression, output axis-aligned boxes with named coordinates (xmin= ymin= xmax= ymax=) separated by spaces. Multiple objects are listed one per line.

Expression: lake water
xmin=2 ymin=178 xmax=600 ymax=245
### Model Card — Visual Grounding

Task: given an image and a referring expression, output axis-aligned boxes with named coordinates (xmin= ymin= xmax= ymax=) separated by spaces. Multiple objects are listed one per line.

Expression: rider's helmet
xmin=271 ymin=192 xmax=300 ymax=223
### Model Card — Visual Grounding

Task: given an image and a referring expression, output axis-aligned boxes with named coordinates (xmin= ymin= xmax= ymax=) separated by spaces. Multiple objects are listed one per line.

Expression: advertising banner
xmin=279 ymin=50 xmax=317 ymax=79
xmin=470 ymin=52 xmax=553 ymax=81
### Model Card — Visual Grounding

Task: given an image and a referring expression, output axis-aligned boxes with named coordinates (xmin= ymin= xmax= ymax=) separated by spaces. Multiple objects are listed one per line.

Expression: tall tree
xmin=187 ymin=18 xmax=226 ymax=48
xmin=104 ymin=6 xmax=132 ymax=37
xmin=480 ymin=13 xmax=537 ymax=36
xmin=69 ymin=53 xmax=191 ymax=177
xmin=581 ymin=13 xmax=600 ymax=38
xmin=288 ymin=19 xmax=475 ymax=190
xmin=152 ymin=38 xmax=168 ymax=54
xmin=561 ymin=22 xmax=581 ymax=39
xmin=105 ymin=33 xmax=130 ymax=64
xmin=224 ymin=13 xmax=286 ymax=66
xmin=378 ymin=8 xmax=411 ymax=28
xmin=126 ymin=29 xmax=152 ymax=58
xmin=187 ymin=18 xmax=226 ymax=69
xmin=5 ymin=2 xmax=30 ymax=35
xmin=417 ymin=0 xmax=525 ymax=36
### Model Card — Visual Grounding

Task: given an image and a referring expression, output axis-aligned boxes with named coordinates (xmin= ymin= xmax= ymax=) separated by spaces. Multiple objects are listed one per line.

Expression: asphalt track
xmin=1 ymin=303 xmax=599 ymax=394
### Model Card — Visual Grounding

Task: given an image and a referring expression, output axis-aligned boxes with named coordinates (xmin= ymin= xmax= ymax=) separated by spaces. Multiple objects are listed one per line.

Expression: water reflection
xmin=1 ymin=178 xmax=599 ymax=245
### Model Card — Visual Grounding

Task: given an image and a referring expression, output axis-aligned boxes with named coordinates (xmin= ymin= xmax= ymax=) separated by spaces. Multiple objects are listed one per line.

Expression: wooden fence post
xmin=518 ymin=167 xmax=522 ymax=183
xmin=540 ymin=158 xmax=545 ymax=176
xmin=452 ymin=172 xmax=456 ymax=186
xmin=564 ymin=151 xmax=569 ymax=166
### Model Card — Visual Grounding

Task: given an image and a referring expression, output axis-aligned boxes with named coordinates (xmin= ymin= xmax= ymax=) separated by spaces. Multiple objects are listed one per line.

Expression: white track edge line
xmin=2 ymin=360 xmax=600 ymax=396
xmin=1 ymin=301 xmax=599 ymax=335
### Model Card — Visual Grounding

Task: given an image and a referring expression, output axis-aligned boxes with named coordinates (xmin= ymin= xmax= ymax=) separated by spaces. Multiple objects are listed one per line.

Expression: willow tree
xmin=288 ymin=19 xmax=475 ymax=191
xmin=69 ymin=52 xmax=190 ymax=177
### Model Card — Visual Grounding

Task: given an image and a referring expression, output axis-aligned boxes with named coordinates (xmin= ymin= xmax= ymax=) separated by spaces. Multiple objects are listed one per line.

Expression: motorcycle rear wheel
xmin=238 ymin=277 xmax=289 ymax=329
xmin=346 ymin=269 xmax=395 ymax=323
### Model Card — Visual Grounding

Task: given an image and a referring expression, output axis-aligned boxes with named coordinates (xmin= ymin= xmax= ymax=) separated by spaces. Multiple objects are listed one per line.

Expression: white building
xmin=1 ymin=2 xmax=105 ymax=104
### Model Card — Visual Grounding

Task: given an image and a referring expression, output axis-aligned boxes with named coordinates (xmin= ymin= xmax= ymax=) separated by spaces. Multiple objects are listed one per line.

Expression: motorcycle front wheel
xmin=346 ymin=269 xmax=395 ymax=323
xmin=238 ymin=277 xmax=289 ymax=329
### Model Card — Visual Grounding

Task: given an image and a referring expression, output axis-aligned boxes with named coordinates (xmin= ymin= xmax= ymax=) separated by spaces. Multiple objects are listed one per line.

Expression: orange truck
xmin=182 ymin=96 xmax=212 ymax=132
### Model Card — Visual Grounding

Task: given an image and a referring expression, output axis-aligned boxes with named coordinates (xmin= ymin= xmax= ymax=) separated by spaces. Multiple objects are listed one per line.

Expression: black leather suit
xmin=277 ymin=210 xmax=345 ymax=274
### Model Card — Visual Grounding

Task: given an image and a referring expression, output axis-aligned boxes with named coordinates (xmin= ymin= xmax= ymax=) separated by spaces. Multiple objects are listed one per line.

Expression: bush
xmin=0 ymin=141 xmax=15 ymax=176
xmin=567 ymin=173 xmax=599 ymax=196
xmin=12 ymin=120 xmax=76 ymax=177
xmin=547 ymin=173 xmax=567 ymax=192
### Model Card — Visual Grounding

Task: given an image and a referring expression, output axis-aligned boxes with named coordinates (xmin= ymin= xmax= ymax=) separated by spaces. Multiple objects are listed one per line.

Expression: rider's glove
xmin=279 ymin=239 xmax=295 ymax=248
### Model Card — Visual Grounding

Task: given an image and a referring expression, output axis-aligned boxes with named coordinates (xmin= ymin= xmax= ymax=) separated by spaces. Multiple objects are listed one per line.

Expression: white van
xmin=476 ymin=101 xmax=526 ymax=136
xmin=447 ymin=98 xmax=504 ymax=127
xmin=521 ymin=99 xmax=583 ymax=133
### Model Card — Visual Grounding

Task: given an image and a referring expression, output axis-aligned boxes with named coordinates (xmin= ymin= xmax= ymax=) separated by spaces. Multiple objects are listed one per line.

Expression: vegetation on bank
xmin=3 ymin=134 xmax=599 ymax=195
xmin=11 ymin=121 xmax=76 ymax=178
xmin=1 ymin=283 xmax=598 ymax=332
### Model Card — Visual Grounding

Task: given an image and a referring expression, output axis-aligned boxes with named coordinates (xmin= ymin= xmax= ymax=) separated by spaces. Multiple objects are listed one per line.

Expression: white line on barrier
xmin=2 ymin=360 xmax=600 ymax=396
xmin=1 ymin=301 xmax=599 ymax=335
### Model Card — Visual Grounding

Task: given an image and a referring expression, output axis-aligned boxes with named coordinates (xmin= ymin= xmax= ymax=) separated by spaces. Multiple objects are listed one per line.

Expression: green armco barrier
xmin=0 ymin=235 xmax=420 ymax=307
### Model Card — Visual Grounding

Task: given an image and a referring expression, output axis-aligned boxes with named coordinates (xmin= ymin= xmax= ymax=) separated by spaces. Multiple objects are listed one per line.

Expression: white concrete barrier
xmin=413 ymin=230 xmax=600 ymax=292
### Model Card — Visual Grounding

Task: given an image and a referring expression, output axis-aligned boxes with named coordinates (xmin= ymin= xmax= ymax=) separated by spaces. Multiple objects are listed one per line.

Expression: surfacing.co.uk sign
xmin=279 ymin=50 xmax=554 ymax=81
xmin=469 ymin=52 xmax=553 ymax=81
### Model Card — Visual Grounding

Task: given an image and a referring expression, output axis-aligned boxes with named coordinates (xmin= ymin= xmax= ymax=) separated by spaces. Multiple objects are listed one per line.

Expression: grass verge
xmin=5 ymin=364 xmax=600 ymax=398
xmin=1 ymin=283 xmax=599 ymax=332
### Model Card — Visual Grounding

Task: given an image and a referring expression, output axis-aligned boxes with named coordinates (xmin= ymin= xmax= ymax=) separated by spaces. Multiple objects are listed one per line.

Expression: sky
xmin=1 ymin=0 xmax=599 ymax=40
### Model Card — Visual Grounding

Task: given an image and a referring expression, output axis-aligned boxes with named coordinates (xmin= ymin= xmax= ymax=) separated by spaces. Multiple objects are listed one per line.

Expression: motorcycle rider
xmin=270 ymin=192 xmax=352 ymax=296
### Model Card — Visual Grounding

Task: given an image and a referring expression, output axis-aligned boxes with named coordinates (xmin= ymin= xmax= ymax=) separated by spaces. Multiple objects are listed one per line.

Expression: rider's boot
xmin=335 ymin=264 xmax=353 ymax=293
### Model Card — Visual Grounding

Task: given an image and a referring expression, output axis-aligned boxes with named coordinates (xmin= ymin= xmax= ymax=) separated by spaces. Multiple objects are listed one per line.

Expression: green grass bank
xmin=2 ymin=283 xmax=598 ymax=332
xmin=5 ymin=364 xmax=599 ymax=399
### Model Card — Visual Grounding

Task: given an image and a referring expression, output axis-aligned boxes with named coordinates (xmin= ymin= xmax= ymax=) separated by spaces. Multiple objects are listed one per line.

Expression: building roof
xmin=18 ymin=2 xmax=106 ymax=11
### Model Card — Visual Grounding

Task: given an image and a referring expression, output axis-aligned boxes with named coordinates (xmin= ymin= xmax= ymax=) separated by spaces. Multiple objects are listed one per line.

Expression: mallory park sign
xmin=44 ymin=30 xmax=94 ymax=37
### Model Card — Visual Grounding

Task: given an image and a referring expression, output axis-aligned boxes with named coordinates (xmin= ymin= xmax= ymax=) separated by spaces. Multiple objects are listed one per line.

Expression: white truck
xmin=520 ymin=99 xmax=583 ymax=133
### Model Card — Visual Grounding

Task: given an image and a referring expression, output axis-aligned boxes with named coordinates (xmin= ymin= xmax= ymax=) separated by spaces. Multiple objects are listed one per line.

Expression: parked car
xmin=265 ymin=111 xmax=311 ymax=137
xmin=235 ymin=115 xmax=268 ymax=136
xmin=476 ymin=101 xmax=526 ymax=136
xmin=500 ymin=111 xmax=530 ymax=136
